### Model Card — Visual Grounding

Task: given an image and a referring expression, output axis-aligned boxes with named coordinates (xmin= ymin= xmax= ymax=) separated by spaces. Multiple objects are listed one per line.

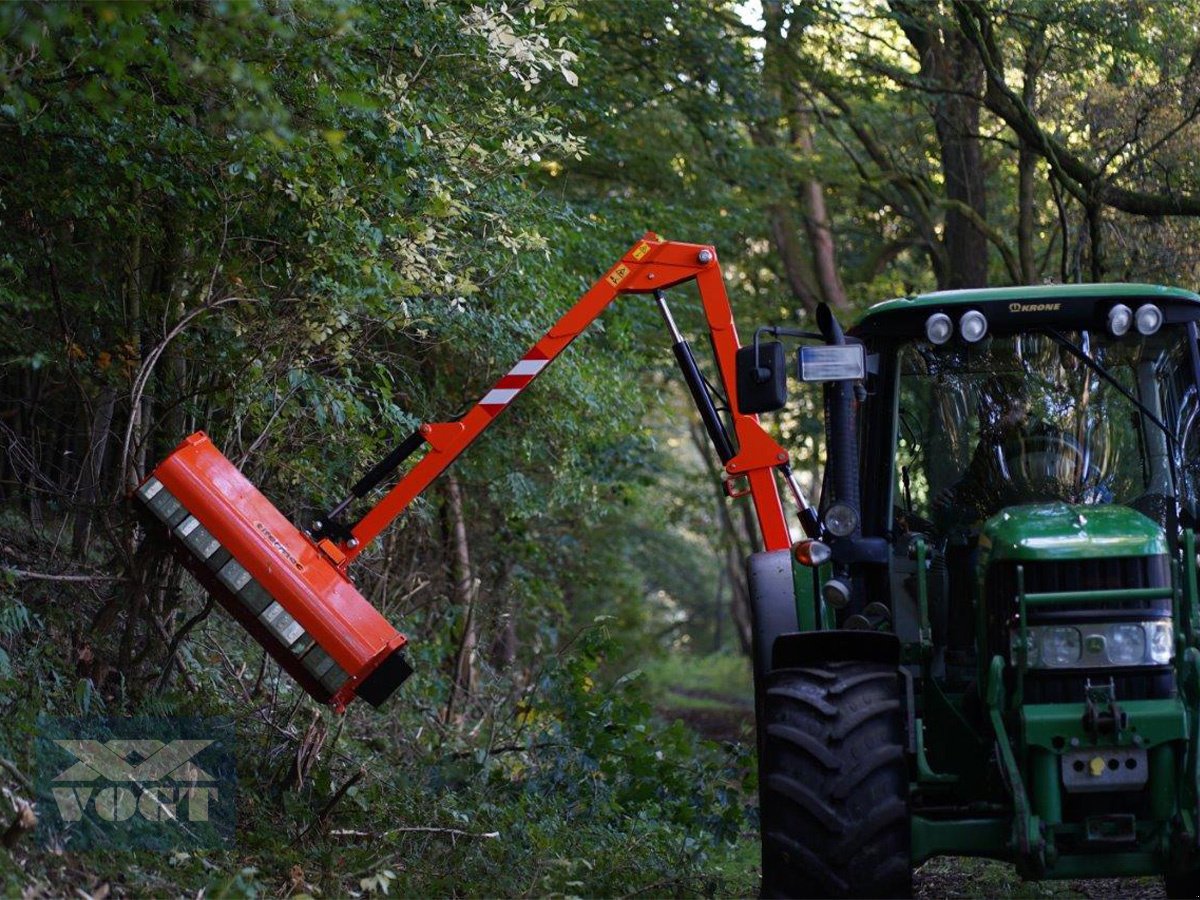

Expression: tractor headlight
xmin=1042 ymin=626 xmax=1082 ymax=667
xmin=1135 ymin=304 xmax=1163 ymax=335
xmin=959 ymin=310 xmax=988 ymax=343
xmin=1149 ymin=621 xmax=1173 ymax=663
xmin=822 ymin=578 xmax=852 ymax=609
xmin=925 ymin=313 xmax=952 ymax=345
xmin=824 ymin=502 xmax=859 ymax=538
xmin=1107 ymin=624 xmax=1146 ymax=665
xmin=1107 ymin=304 xmax=1133 ymax=336
xmin=1011 ymin=620 xmax=1174 ymax=669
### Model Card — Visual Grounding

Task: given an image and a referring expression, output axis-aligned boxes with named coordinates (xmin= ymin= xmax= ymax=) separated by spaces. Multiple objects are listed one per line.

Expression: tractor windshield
xmin=893 ymin=327 xmax=1197 ymax=534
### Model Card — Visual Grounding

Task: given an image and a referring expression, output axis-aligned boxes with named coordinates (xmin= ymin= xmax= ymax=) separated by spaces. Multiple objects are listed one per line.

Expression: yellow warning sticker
xmin=606 ymin=263 xmax=630 ymax=287
xmin=631 ymin=242 xmax=651 ymax=261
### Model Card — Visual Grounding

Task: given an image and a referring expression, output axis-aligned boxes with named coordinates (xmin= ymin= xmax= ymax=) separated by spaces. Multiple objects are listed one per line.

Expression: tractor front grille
xmin=984 ymin=555 xmax=1174 ymax=703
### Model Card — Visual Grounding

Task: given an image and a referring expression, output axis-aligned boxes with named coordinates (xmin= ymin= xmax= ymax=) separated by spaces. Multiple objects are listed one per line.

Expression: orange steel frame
xmin=336 ymin=233 xmax=792 ymax=565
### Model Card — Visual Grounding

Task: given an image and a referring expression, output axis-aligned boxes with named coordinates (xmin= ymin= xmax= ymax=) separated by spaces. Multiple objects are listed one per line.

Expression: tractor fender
xmin=747 ymin=549 xmax=798 ymax=687
xmin=771 ymin=629 xmax=901 ymax=669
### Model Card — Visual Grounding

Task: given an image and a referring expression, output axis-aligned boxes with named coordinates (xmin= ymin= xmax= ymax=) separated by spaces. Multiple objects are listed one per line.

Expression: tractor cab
xmin=857 ymin=286 xmax=1200 ymax=688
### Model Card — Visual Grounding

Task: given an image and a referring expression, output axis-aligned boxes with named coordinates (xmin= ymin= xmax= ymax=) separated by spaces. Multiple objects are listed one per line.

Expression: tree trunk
xmin=689 ymin=421 xmax=754 ymax=655
xmin=122 ymin=224 xmax=145 ymax=492
xmin=1017 ymin=141 xmax=1037 ymax=284
xmin=71 ymin=385 xmax=117 ymax=558
xmin=792 ymin=113 xmax=849 ymax=309
xmin=1087 ymin=202 xmax=1105 ymax=282
xmin=488 ymin=562 xmax=517 ymax=670
xmin=766 ymin=204 xmax=822 ymax=313
xmin=1017 ymin=33 xmax=1043 ymax=284
xmin=760 ymin=0 xmax=848 ymax=313
xmin=894 ymin=1 xmax=990 ymax=289
xmin=442 ymin=474 xmax=478 ymax=724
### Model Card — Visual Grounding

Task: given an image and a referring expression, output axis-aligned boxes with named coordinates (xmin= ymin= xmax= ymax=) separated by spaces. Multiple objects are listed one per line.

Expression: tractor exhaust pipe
xmin=817 ymin=303 xmax=861 ymax=535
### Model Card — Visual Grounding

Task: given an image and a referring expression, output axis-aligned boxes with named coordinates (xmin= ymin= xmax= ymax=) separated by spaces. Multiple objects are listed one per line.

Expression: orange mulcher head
xmin=136 ymin=432 xmax=411 ymax=712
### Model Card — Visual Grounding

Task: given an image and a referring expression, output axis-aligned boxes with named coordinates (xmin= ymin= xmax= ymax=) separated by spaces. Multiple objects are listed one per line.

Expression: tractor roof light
xmin=822 ymin=578 xmax=852 ymax=609
xmin=959 ymin=310 xmax=988 ymax=343
xmin=925 ymin=312 xmax=952 ymax=345
xmin=794 ymin=539 xmax=831 ymax=567
xmin=1135 ymin=304 xmax=1163 ymax=335
xmin=1108 ymin=304 xmax=1133 ymax=337
xmin=824 ymin=502 xmax=859 ymax=538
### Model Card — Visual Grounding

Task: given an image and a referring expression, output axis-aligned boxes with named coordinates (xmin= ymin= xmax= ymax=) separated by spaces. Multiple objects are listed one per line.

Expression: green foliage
xmin=8 ymin=0 xmax=1200 ymax=895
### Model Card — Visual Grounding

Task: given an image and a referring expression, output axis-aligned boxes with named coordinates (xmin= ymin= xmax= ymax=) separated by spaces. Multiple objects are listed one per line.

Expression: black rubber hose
xmin=350 ymin=430 xmax=426 ymax=498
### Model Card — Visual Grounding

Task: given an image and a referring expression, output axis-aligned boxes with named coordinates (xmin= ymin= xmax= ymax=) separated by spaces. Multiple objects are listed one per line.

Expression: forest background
xmin=4 ymin=1 xmax=1200 ymax=895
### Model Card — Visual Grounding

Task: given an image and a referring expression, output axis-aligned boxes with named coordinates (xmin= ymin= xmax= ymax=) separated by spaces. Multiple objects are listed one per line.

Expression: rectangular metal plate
xmin=798 ymin=344 xmax=866 ymax=382
xmin=302 ymin=647 xmax=336 ymax=680
xmin=259 ymin=601 xmax=305 ymax=646
xmin=141 ymin=481 xmax=188 ymax=527
xmin=288 ymin=633 xmax=315 ymax=658
xmin=179 ymin=520 xmax=220 ymax=561
xmin=175 ymin=515 xmax=200 ymax=539
xmin=237 ymin=580 xmax=274 ymax=615
xmin=1062 ymin=747 xmax=1148 ymax=793
xmin=137 ymin=477 xmax=164 ymax=502
xmin=318 ymin=662 xmax=348 ymax=693
xmin=217 ymin=560 xmax=252 ymax=593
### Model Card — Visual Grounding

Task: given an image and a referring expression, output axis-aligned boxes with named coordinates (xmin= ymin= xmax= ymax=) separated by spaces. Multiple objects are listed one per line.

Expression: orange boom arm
xmin=329 ymin=232 xmax=793 ymax=562
xmin=138 ymin=233 xmax=795 ymax=711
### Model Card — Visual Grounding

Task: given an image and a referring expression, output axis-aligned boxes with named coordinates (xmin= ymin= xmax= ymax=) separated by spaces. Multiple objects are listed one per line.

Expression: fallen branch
xmin=330 ymin=826 xmax=500 ymax=840
xmin=299 ymin=768 xmax=365 ymax=840
xmin=2 ymin=567 xmax=126 ymax=584
xmin=0 ymin=758 xmax=32 ymax=793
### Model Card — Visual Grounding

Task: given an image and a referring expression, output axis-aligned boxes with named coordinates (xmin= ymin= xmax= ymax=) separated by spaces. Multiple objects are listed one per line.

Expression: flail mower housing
xmin=137 ymin=432 xmax=411 ymax=711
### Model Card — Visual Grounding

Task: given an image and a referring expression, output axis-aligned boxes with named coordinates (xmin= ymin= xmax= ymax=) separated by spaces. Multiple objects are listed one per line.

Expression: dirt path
xmin=655 ymin=687 xmax=753 ymax=743
xmin=914 ymin=857 xmax=1164 ymax=898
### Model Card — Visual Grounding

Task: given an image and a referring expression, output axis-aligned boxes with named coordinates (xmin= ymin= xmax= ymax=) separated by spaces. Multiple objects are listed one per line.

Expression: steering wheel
xmin=996 ymin=432 xmax=1097 ymax=501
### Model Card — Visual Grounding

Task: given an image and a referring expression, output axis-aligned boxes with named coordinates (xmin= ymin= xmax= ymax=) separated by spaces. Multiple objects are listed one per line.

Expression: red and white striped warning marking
xmin=479 ymin=353 xmax=549 ymax=414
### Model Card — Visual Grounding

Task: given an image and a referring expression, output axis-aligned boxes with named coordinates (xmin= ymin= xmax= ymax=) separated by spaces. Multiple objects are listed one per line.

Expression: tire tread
xmin=759 ymin=660 xmax=911 ymax=898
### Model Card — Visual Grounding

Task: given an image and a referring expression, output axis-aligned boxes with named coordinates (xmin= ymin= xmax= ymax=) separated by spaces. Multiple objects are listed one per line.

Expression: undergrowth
xmin=0 ymin=530 xmax=758 ymax=898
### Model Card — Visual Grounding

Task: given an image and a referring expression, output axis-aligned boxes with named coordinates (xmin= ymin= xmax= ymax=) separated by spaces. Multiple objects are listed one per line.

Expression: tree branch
xmin=955 ymin=0 xmax=1200 ymax=216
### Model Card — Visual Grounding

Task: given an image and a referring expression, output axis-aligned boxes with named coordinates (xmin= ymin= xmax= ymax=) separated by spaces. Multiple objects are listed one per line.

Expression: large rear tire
xmin=759 ymin=661 xmax=912 ymax=899
xmin=1165 ymin=870 xmax=1200 ymax=898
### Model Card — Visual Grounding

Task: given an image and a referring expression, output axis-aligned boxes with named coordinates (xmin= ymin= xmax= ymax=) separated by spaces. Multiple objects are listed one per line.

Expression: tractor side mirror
xmin=736 ymin=341 xmax=788 ymax=414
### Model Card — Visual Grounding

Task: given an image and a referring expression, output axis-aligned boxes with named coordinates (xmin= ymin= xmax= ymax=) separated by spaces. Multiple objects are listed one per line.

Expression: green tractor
xmin=743 ymin=284 xmax=1200 ymax=897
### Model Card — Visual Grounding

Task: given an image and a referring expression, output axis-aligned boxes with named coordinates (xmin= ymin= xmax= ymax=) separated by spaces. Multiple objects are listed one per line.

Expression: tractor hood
xmin=977 ymin=502 xmax=1167 ymax=564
